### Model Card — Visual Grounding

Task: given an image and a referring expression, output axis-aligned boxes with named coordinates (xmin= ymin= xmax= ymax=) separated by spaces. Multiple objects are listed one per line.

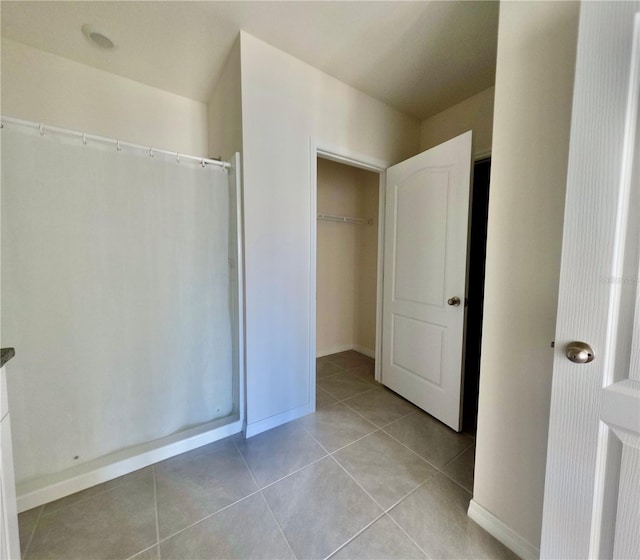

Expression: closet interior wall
xmin=316 ymin=158 xmax=379 ymax=358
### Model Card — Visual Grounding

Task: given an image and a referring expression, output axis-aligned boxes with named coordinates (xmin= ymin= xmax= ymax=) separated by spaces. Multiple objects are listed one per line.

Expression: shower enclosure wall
xmin=0 ymin=118 xmax=244 ymax=511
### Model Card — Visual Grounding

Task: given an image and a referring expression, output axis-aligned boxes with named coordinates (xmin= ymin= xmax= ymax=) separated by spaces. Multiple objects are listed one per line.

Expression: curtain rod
xmin=0 ymin=116 xmax=230 ymax=170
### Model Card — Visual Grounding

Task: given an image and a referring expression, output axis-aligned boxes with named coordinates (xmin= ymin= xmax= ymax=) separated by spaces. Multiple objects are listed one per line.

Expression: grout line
xmin=438 ymin=469 xmax=474 ymax=495
xmin=20 ymin=504 xmax=45 ymax=560
xmin=379 ymin=426 xmax=442 ymax=471
xmin=34 ymin=467 xmax=150 ymax=519
xmin=325 ymin=427 xmax=379 ymax=455
xmin=340 ymin=395 xmax=418 ymax=429
xmin=258 ymin=453 xmax=330 ymax=491
xmin=233 ymin=440 xmax=261 ymax=489
xmin=317 ymin=382 xmax=377 ymax=404
xmin=156 ymin=489 xmax=263 ymax=546
xmin=385 ymin=512 xmax=434 ymax=560
xmin=440 ymin=441 xmax=475 ymax=469
xmin=322 ymin=510 xmax=387 ymax=560
xmin=326 ymin=454 xmax=384 ymax=518
xmin=125 ymin=544 xmax=159 ymax=560
xmin=379 ymin=469 xmax=439 ymax=514
xmin=257 ymin=491 xmax=298 ymax=559
xmin=379 ymin=417 xmax=476 ymax=489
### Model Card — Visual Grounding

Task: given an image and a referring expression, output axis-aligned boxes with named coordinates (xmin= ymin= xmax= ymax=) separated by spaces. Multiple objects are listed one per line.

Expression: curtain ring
xmin=201 ymin=159 xmax=206 ymax=168
xmin=176 ymin=153 xmax=181 ymax=164
xmin=149 ymin=147 xmax=154 ymax=158
xmin=116 ymin=140 xmax=122 ymax=152
xmin=39 ymin=123 xmax=45 ymax=136
xmin=82 ymin=133 xmax=87 ymax=145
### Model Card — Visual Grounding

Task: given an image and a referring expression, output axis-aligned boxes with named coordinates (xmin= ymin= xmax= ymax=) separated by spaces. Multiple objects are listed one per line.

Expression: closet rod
xmin=0 ymin=115 xmax=230 ymax=170
xmin=317 ymin=213 xmax=372 ymax=225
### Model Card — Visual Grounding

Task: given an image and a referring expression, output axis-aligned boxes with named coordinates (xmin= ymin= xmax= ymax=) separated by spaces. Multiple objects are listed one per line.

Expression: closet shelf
xmin=317 ymin=213 xmax=372 ymax=225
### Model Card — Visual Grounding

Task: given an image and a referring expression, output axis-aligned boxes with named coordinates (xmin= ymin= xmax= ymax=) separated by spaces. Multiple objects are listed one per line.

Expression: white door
xmin=381 ymin=131 xmax=472 ymax=431
xmin=541 ymin=3 xmax=640 ymax=559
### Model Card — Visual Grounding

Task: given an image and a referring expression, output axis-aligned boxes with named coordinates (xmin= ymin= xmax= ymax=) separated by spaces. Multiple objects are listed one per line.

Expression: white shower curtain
xmin=1 ymin=123 xmax=233 ymax=484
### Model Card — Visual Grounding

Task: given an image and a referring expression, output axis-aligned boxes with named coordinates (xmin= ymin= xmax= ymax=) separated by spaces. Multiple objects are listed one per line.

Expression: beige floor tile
xmin=316 ymin=385 xmax=339 ymax=408
xmin=296 ymin=402 xmax=377 ymax=452
xmin=159 ymin=494 xmax=294 ymax=560
xmin=442 ymin=446 xmax=476 ymax=492
xmin=318 ymin=371 xmax=375 ymax=401
xmin=43 ymin=467 xmax=152 ymax=515
xmin=343 ymin=387 xmax=418 ymax=427
xmin=328 ymin=353 xmax=373 ymax=371
xmin=384 ymin=411 xmax=474 ymax=467
xmin=128 ymin=545 xmax=159 ymax=560
xmin=334 ymin=431 xmax=437 ymax=510
xmin=263 ymin=457 xmax=381 ymax=560
xmin=348 ymin=362 xmax=376 ymax=380
xmin=236 ymin=421 xmax=326 ymax=487
xmin=18 ymin=506 xmax=43 ymax=556
xmin=317 ymin=360 xmax=344 ymax=379
xmin=389 ymin=473 xmax=518 ymax=560
xmin=25 ymin=469 xmax=157 ymax=560
xmin=330 ymin=515 xmax=426 ymax=560
xmin=155 ymin=440 xmax=257 ymax=538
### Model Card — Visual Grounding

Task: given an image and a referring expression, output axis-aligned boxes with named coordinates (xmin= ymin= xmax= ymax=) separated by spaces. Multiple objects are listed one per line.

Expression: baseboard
xmin=352 ymin=345 xmax=375 ymax=359
xmin=245 ymin=402 xmax=312 ymax=438
xmin=467 ymin=499 xmax=539 ymax=560
xmin=316 ymin=344 xmax=352 ymax=358
xmin=317 ymin=344 xmax=375 ymax=359
xmin=17 ymin=416 xmax=243 ymax=513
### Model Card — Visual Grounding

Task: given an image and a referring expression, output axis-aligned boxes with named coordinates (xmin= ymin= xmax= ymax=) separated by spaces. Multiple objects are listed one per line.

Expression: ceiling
xmin=0 ymin=1 xmax=499 ymax=120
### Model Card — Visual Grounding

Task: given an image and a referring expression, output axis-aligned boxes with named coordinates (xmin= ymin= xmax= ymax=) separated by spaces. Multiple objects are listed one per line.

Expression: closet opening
xmin=311 ymin=149 xmax=491 ymax=441
xmin=314 ymin=156 xmax=382 ymax=397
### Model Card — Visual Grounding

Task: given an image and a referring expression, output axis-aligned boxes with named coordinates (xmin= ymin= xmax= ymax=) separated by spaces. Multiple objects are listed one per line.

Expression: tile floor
xmin=18 ymin=351 xmax=517 ymax=560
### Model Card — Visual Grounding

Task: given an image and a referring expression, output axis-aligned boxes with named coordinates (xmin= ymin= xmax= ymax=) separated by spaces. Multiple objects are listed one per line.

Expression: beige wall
xmin=1 ymin=38 xmax=208 ymax=156
xmin=473 ymin=1 xmax=580 ymax=553
xmin=239 ymin=31 xmax=420 ymax=433
xmin=207 ymin=37 xmax=242 ymax=161
xmin=420 ymin=86 xmax=494 ymax=157
xmin=316 ymin=159 xmax=378 ymax=357
xmin=354 ymin=168 xmax=379 ymax=354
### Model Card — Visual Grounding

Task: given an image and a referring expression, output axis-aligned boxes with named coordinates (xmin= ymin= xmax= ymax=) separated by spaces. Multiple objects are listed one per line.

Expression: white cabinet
xmin=0 ymin=364 xmax=20 ymax=560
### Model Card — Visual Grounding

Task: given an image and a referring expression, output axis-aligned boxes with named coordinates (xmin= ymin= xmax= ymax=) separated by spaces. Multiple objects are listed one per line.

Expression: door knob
xmin=447 ymin=296 xmax=461 ymax=307
xmin=565 ymin=342 xmax=595 ymax=364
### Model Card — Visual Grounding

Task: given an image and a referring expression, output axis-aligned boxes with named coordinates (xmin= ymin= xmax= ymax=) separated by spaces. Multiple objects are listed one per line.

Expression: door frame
xmin=308 ymin=138 xmax=389 ymax=408
xmin=308 ymin=138 xmax=493 ymax=414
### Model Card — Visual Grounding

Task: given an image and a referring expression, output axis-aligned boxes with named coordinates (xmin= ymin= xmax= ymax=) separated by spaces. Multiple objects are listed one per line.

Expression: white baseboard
xmin=17 ymin=416 xmax=242 ymax=513
xmin=245 ymin=402 xmax=312 ymax=438
xmin=316 ymin=344 xmax=352 ymax=358
xmin=467 ymin=499 xmax=539 ymax=560
xmin=317 ymin=344 xmax=375 ymax=359
xmin=352 ymin=345 xmax=375 ymax=359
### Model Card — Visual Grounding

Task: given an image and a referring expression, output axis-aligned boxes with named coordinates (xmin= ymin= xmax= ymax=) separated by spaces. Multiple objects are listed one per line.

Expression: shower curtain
xmin=1 ymin=123 xmax=234 ymax=485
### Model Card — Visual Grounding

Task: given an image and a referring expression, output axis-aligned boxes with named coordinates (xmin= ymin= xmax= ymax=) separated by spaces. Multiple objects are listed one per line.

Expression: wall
xmin=239 ymin=31 xmax=420 ymax=434
xmin=207 ymin=37 xmax=242 ymax=162
xmin=316 ymin=159 xmax=378 ymax=357
xmin=420 ymin=86 xmax=495 ymax=157
xmin=1 ymin=38 xmax=208 ymax=156
xmin=353 ymin=168 xmax=379 ymax=355
xmin=472 ymin=1 xmax=580 ymax=554
xmin=316 ymin=159 xmax=358 ymax=356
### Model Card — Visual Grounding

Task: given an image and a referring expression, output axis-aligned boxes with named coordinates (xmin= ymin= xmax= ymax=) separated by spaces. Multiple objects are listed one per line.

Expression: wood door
xmin=381 ymin=131 xmax=472 ymax=431
xmin=541 ymin=3 xmax=640 ymax=558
